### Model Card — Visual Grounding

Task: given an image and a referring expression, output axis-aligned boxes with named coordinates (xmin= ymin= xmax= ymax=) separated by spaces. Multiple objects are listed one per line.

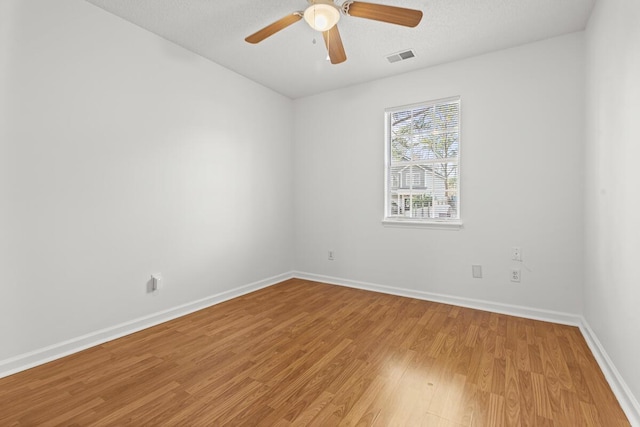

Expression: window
xmin=384 ymin=97 xmax=460 ymax=225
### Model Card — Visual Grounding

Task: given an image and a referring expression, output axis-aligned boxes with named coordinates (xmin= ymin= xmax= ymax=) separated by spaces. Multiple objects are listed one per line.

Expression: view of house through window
xmin=385 ymin=97 xmax=460 ymax=222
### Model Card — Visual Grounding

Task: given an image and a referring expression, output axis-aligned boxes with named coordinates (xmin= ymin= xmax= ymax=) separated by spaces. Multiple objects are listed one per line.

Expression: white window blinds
xmin=385 ymin=97 xmax=460 ymax=223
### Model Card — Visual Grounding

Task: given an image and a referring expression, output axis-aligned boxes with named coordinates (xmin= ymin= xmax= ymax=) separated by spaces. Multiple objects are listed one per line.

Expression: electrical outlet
xmin=512 ymin=246 xmax=522 ymax=261
xmin=328 ymin=251 xmax=334 ymax=261
xmin=510 ymin=269 xmax=521 ymax=283
xmin=151 ymin=274 xmax=163 ymax=292
xmin=472 ymin=265 xmax=483 ymax=278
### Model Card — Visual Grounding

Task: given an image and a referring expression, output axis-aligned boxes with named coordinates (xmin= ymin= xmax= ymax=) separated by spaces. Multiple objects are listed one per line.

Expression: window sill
xmin=382 ymin=219 xmax=463 ymax=230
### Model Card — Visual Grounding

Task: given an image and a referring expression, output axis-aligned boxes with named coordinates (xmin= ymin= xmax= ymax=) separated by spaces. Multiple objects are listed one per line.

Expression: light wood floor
xmin=0 ymin=279 xmax=629 ymax=426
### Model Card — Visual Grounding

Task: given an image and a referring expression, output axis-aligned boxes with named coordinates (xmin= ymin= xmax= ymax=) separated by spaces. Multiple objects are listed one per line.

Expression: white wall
xmin=0 ymin=0 xmax=294 ymax=361
xmin=294 ymin=33 xmax=585 ymax=314
xmin=585 ymin=0 xmax=640 ymax=407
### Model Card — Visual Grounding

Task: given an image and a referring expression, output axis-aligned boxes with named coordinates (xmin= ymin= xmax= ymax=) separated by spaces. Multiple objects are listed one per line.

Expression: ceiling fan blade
xmin=323 ymin=25 xmax=347 ymax=64
xmin=245 ymin=13 xmax=302 ymax=44
xmin=345 ymin=1 xmax=423 ymax=27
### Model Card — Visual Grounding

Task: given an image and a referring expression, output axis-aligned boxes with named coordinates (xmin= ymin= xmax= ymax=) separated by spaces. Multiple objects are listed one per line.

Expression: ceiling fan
xmin=245 ymin=0 xmax=423 ymax=65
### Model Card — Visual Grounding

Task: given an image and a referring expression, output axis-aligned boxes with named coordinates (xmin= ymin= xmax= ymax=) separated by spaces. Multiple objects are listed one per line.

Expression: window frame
xmin=383 ymin=96 xmax=463 ymax=229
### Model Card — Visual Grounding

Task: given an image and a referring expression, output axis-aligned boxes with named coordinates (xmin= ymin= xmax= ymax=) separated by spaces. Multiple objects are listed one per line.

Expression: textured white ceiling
xmin=84 ymin=0 xmax=595 ymax=99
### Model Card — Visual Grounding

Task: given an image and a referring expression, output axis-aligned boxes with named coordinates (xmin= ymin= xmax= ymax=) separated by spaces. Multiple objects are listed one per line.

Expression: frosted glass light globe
xmin=303 ymin=3 xmax=340 ymax=32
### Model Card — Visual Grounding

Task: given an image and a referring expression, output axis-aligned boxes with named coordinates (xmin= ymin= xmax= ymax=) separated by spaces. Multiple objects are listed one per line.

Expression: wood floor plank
xmin=290 ymin=391 xmax=335 ymax=427
xmin=504 ymin=350 xmax=521 ymax=426
xmin=531 ymin=372 xmax=553 ymax=420
xmin=517 ymin=370 xmax=536 ymax=426
xmin=0 ymin=279 xmax=629 ymax=426
xmin=487 ymin=393 xmax=506 ymax=427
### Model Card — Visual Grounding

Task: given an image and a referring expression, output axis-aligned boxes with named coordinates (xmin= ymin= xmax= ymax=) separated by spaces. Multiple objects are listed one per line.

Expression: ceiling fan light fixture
xmin=303 ymin=3 xmax=340 ymax=32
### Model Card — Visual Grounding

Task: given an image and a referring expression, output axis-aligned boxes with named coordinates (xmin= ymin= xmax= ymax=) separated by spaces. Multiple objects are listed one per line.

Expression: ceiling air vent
xmin=386 ymin=49 xmax=415 ymax=63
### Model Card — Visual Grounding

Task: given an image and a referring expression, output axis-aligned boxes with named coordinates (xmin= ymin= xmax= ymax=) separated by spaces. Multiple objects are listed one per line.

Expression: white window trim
xmin=383 ymin=96 xmax=462 ymax=229
xmin=381 ymin=219 xmax=463 ymax=230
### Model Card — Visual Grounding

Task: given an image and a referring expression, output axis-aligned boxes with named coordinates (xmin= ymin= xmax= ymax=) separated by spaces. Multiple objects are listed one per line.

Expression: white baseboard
xmin=579 ymin=319 xmax=640 ymax=426
xmin=0 ymin=271 xmax=294 ymax=379
xmin=293 ymin=271 xmax=582 ymax=326
xmin=293 ymin=271 xmax=640 ymax=426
